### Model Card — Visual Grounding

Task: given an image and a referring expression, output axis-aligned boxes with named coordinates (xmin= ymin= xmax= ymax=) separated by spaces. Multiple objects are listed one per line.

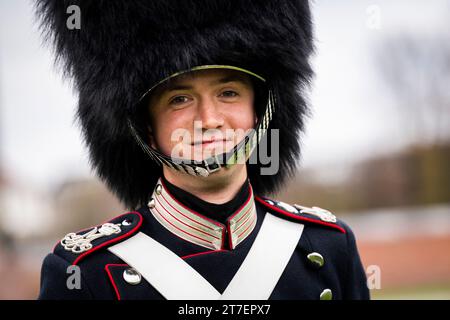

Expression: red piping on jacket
xmin=159 ymin=191 xmax=217 ymax=230
xmin=160 ymin=179 xmax=224 ymax=228
xmin=53 ymin=211 xmax=143 ymax=253
xmin=254 ymin=196 xmax=346 ymax=234
xmin=104 ymin=263 xmax=128 ymax=300
xmin=155 ymin=196 xmax=221 ymax=240
xmin=72 ymin=212 xmax=144 ymax=265
xmin=153 ymin=205 xmax=216 ymax=246
xmin=181 ymin=249 xmax=228 ymax=260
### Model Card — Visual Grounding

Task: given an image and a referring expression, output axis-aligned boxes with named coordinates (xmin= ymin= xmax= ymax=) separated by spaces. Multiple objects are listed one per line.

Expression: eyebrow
xmin=163 ymin=75 xmax=250 ymax=92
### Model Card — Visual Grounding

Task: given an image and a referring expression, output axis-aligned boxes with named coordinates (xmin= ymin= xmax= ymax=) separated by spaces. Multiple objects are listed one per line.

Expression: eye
xmin=220 ymin=90 xmax=239 ymax=98
xmin=169 ymin=95 xmax=190 ymax=105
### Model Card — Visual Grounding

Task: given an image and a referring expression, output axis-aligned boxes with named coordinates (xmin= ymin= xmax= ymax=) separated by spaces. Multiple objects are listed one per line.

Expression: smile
xmin=192 ymin=139 xmax=230 ymax=146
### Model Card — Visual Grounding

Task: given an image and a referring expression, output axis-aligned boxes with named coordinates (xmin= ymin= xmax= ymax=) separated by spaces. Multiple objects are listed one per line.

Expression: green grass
xmin=371 ymin=283 xmax=450 ymax=300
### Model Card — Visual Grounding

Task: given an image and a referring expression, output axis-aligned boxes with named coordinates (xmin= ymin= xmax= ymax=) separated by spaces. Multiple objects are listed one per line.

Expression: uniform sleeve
xmin=343 ymin=225 xmax=370 ymax=300
xmin=38 ymin=253 xmax=93 ymax=300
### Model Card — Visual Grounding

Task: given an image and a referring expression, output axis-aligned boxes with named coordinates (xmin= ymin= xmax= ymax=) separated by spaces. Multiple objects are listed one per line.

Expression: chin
xmin=216 ymin=163 xmax=247 ymax=179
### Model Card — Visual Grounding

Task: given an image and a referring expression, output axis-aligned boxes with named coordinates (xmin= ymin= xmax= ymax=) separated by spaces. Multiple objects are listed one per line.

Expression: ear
xmin=147 ymin=125 xmax=157 ymax=149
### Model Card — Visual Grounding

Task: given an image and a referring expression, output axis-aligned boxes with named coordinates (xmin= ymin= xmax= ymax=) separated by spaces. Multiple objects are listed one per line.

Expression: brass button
xmin=123 ymin=268 xmax=142 ymax=285
xmin=307 ymin=252 xmax=324 ymax=268
xmin=320 ymin=288 xmax=332 ymax=300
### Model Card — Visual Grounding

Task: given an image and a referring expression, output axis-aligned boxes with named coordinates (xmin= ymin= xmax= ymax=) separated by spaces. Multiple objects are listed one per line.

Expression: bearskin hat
xmin=35 ymin=0 xmax=315 ymax=209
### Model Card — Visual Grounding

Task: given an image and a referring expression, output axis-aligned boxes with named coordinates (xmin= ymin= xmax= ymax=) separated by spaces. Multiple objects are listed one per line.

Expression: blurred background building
xmin=1 ymin=0 xmax=449 ymax=299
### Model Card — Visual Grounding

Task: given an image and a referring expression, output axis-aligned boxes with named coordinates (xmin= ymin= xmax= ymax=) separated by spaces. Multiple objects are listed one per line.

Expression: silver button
xmin=123 ymin=268 xmax=141 ymax=285
xmin=121 ymin=219 xmax=132 ymax=226
xmin=147 ymin=198 xmax=155 ymax=209
xmin=155 ymin=184 xmax=162 ymax=195
xmin=307 ymin=252 xmax=324 ymax=268
xmin=320 ymin=288 xmax=332 ymax=300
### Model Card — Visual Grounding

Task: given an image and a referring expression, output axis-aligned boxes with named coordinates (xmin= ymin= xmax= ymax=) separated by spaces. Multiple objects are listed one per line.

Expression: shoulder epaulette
xmin=53 ymin=211 xmax=143 ymax=265
xmin=255 ymin=196 xmax=346 ymax=234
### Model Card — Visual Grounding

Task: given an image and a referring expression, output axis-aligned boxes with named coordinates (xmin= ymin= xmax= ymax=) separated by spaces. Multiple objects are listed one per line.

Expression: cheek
xmin=228 ymin=101 xmax=256 ymax=130
xmin=152 ymin=112 xmax=193 ymax=154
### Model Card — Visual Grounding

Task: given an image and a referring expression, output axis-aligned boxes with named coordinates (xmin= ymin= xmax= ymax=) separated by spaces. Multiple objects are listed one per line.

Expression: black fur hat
xmin=36 ymin=0 xmax=314 ymax=209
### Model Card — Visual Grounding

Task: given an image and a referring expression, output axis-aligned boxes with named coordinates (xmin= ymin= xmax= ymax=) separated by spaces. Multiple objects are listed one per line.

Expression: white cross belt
xmin=108 ymin=213 xmax=304 ymax=300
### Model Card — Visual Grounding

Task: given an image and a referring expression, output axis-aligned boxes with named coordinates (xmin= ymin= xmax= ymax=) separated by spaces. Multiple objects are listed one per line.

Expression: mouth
xmin=191 ymin=139 xmax=230 ymax=146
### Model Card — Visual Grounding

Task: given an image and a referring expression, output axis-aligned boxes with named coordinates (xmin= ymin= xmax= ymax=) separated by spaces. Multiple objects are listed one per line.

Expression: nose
xmin=196 ymin=96 xmax=224 ymax=129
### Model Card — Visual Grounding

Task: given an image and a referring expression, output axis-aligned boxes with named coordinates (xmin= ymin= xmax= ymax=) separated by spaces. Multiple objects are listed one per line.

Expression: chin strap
xmin=129 ymin=90 xmax=275 ymax=177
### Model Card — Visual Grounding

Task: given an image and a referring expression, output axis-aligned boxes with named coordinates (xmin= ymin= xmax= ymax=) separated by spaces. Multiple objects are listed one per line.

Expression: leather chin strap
xmin=128 ymin=89 xmax=275 ymax=177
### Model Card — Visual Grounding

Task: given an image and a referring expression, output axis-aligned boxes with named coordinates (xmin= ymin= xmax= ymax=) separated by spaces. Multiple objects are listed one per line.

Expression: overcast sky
xmin=0 ymin=0 xmax=449 ymax=191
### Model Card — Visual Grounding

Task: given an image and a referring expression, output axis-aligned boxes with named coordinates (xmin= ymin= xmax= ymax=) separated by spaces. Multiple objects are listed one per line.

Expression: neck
xmin=162 ymin=164 xmax=248 ymax=204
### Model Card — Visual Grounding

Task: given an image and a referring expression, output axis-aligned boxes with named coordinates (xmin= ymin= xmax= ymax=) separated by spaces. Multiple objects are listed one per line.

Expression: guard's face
xmin=147 ymin=69 xmax=256 ymax=162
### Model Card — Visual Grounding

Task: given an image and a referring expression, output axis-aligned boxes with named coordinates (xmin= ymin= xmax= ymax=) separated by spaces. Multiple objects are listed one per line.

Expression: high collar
xmin=148 ymin=178 xmax=258 ymax=250
xmin=161 ymin=176 xmax=250 ymax=224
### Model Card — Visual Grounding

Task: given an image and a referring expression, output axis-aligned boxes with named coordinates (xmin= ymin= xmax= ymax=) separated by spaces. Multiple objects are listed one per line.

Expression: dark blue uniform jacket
xmin=38 ymin=180 xmax=369 ymax=300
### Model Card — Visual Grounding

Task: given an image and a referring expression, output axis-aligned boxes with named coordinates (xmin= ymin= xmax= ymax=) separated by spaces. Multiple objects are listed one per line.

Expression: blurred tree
xmin=280 ymin=144 xmax=450 ymax=213
xmin=375 ymin=31 xmax=450 ymax=146
xmin=52 ymin=179 xmax=125 ymax=237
